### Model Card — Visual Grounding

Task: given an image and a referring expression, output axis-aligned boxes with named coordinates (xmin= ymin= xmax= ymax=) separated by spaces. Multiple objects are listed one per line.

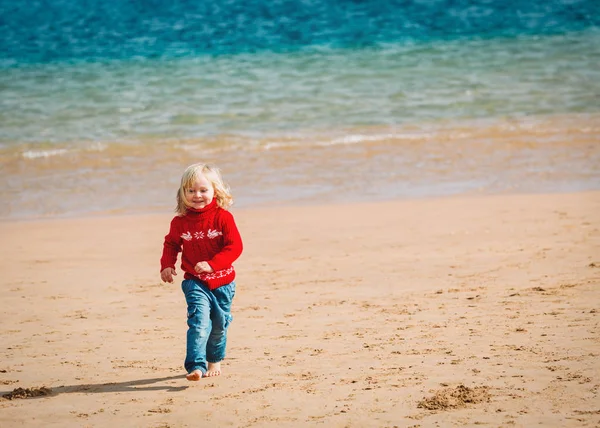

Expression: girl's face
xmin=184 ymin=175 xmax=215 ymax=210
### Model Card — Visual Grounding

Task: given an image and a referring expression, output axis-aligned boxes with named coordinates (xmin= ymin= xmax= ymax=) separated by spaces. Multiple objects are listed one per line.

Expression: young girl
xmin=160 ymin=163 xmax=243 ymax=380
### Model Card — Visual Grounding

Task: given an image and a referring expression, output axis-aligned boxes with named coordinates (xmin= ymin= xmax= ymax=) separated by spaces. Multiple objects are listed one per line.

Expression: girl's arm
xmin=160 ymin=217 xmax=182 ymax=272
xmin=207 ymin=211 xmax=243 ymax=271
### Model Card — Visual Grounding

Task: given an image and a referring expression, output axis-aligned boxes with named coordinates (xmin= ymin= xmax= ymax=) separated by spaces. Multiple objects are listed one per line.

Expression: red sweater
xmin=160 ymin=199 xmax=243 ymax=290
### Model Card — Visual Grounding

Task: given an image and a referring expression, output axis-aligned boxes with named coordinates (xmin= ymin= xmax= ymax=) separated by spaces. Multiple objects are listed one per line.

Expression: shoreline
xmin=2 ymin=112 xmax=599 ymax=221
xmin=1 ymin=190 xmax=599 ymax=426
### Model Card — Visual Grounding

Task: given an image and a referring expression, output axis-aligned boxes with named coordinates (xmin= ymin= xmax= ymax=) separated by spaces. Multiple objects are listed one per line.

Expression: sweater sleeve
xmin=160 ymin=217 xmax=182 ymax=271
xmin=208 ymin=210 xmax=243 ymax=271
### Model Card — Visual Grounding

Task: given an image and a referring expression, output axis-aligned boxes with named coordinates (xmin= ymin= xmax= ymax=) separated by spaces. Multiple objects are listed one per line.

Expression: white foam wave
xmin=317 ymin=132 xmax=431 ymax=147
xmin=87 ymin=142 xmax=107 ymax=152
xmin=21 ymin=148 xmax=70 ymax=159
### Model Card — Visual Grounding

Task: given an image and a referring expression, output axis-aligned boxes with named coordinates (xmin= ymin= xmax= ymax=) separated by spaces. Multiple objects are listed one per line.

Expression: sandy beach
xmin=1 ymin=191 xmax=599 ymax=427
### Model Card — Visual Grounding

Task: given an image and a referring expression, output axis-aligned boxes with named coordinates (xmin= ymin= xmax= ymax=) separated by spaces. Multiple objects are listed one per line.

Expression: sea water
xmin=1 ymin=0 xmax=599 ymax=219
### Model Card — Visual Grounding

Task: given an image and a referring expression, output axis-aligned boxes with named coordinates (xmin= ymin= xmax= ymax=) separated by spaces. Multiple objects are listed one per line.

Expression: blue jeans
xmin=181 ymin=279 xmax=235 ymax=374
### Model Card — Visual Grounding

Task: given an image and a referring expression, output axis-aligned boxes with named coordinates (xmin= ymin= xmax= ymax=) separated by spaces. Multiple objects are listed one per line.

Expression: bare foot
xmin=186 ymin=370 xmax=203 ymax=381
xmin=205 ymin=362 xmax=221 ymax=377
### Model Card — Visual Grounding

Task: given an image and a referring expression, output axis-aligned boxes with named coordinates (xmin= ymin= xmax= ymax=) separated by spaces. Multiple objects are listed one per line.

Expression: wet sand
xmin=1 ymin=191 xmax=599 ymax=426
xmin=1 ymin=113 xmax=599 ymax=220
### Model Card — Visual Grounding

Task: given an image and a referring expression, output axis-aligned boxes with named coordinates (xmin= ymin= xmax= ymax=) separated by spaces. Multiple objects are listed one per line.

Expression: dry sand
xmin=1 ymin=192 xmax=599 ymax=427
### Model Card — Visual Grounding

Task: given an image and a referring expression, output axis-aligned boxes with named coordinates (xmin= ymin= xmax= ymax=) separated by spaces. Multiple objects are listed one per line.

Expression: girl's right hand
xmin=161 ymin=267 xmax=177 ymax=283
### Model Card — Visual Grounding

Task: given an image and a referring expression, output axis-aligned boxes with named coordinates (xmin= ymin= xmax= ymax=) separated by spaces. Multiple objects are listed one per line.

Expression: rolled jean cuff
xmin=188 ymin=366 xmax=206 ymax=375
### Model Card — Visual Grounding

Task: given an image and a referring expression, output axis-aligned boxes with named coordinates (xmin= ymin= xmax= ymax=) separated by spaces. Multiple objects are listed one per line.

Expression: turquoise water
xmin=0 ymin=1 xmax=599 ymax=219
xmin=3 ymin=0 xmax=598 ymax=64
xmin=2 ymin=31 xmax=599 ymax=148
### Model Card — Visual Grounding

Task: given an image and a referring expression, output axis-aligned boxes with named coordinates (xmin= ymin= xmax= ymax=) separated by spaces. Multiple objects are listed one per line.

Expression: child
xmin=160 ymin=163 xmax=243 ymax=380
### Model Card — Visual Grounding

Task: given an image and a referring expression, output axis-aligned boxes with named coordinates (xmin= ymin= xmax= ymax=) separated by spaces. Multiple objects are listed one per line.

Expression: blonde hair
xmin=176 ymin=163 xmax=233 ymax=215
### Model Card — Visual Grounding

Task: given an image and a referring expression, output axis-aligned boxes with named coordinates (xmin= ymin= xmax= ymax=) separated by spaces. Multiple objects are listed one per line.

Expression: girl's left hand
xmin=195 ymin=261 xmax=214 ymax=274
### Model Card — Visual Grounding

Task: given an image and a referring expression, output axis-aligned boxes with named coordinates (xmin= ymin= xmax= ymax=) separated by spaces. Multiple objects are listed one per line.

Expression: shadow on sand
xmin=2 ymin=374 xmax=188 ymax=400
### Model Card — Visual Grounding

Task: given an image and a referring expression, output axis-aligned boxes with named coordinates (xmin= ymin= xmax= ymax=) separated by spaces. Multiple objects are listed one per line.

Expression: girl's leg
xmin=206 ymin=282 xmax=236 ymax=376
xmin=181 ymin=279 xmax=212 ymax=378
